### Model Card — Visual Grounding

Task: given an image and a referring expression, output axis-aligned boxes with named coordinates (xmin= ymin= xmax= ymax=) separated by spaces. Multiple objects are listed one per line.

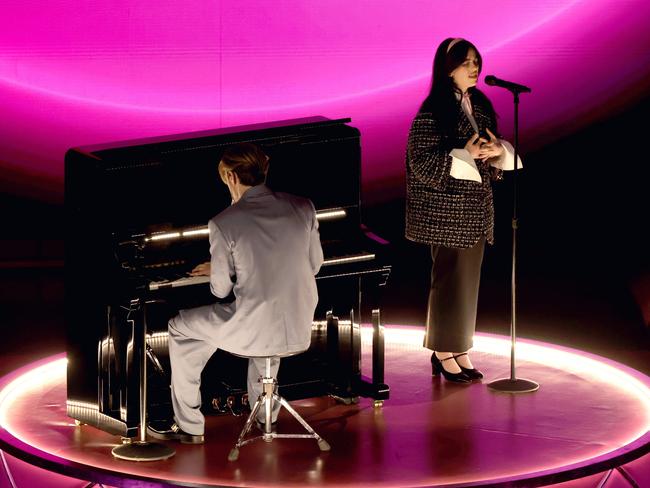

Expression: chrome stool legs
xmin=228 ymin=357 xmax=330 ymax=461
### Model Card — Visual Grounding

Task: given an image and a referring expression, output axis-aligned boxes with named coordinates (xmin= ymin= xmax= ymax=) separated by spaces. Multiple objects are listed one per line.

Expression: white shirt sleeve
xmin=490 ymin=139 xmax=523 ymax=170
xmin=449 ymin=148 xmax=482 ymax=182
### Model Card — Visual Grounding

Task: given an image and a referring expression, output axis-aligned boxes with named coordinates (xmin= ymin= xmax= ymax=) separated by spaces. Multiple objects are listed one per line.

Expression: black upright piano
xmin=65 ymin=116 xmax=391 ymax=437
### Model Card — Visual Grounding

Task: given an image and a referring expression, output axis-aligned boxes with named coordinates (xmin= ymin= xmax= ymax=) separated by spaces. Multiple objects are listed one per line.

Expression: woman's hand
xmin=189 ymin=261 xmax=211 ymax=276
xmin=464 ymin=133 xmax=488 ymax=159
xmin=477 ymin=128 xmax=504 ymax=161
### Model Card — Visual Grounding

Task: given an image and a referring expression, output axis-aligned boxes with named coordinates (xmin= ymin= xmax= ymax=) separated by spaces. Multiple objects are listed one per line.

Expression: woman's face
xmin=450 ymin=48 xmax=479 ymax=92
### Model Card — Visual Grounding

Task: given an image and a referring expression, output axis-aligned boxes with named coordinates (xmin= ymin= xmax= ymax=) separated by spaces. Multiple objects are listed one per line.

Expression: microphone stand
xmin=487 ymin=87 xmax=539 ymax=394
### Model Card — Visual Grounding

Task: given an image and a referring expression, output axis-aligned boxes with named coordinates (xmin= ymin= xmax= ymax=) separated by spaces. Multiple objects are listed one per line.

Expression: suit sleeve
xmin=407 ymin=113 xmax=453 ymax=191
xmin=307 ymin=200 xmax=324 ymax=275
xmin=208 ymin=219 xmax=235 ymax=299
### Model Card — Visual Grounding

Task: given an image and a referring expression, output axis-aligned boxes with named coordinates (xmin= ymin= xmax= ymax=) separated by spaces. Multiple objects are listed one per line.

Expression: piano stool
xmin=228 ymin=352 xmax=331 ymax=462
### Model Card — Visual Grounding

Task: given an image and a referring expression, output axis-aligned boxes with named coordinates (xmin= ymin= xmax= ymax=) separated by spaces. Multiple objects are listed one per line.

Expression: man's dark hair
xmin=220 ymin=142 xmax=269 ymax=186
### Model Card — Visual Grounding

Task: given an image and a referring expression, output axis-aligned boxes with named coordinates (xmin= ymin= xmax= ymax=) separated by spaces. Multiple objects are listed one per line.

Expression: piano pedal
xmin=145 ymin=344 xmax=166 ymax=377
xmin=211 ymin=397 xmax=227 ymax=414
xmin=210 ymin=393 xmax=250 ymax=417
xmin=227 ymin=395 xmax=249 ymax=416
xmin=329 ymin=394 xmax=359 ymax=405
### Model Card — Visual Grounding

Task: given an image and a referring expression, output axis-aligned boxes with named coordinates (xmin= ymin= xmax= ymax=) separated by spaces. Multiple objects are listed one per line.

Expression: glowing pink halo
xmin=0 ymin=328 xmax=648 ymax=487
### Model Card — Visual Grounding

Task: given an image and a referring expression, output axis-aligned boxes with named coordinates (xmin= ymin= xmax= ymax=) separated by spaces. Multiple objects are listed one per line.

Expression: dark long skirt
xmin=423 ymin=236 xmax=486 ymax=352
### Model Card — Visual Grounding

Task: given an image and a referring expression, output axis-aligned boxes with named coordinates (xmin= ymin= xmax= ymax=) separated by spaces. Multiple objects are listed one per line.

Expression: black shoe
xmin=431 ymin=353 xmax=471 ymax=383
xmin=453 ymin=353 xmax=484 ymax=380
xmin=147 ymin=421 xmax=204 ymax=444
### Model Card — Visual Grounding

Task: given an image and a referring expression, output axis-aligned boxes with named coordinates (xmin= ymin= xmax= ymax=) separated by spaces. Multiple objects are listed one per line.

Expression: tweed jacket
xmin=405 ymin=98 xmax=502 ymax=248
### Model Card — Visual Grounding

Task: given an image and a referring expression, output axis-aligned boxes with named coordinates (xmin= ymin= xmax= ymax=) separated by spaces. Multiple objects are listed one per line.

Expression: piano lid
xmin=69 ymin=117 xmax=351 ymax=156
xmin=65 ymin=116 xmax=361 ymax=230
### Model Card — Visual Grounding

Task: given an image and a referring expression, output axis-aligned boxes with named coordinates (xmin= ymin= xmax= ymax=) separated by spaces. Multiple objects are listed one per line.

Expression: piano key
xmin=148 ymin=252 xmax=377 ymax=290
xmin=149 ymin=275 xmax=208 ymax=290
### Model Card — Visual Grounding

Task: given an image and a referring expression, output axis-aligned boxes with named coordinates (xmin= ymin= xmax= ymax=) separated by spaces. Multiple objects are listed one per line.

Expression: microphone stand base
xmin=487 ymin=378 xmax=539 ymax=393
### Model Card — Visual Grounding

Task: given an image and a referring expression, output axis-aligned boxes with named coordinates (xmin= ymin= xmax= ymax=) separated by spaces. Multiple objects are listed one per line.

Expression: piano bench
xmin=227 ymin=352 xmax=330 ymax=461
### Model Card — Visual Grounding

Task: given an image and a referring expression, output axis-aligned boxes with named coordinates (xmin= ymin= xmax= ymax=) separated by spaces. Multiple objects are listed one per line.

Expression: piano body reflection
xmin=65 ymin=117 xmax=391 ymax=437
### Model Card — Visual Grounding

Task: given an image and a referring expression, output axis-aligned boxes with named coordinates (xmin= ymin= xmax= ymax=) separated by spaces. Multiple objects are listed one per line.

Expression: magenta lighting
xmin=2 ymin=1 xmax=650 ymax=199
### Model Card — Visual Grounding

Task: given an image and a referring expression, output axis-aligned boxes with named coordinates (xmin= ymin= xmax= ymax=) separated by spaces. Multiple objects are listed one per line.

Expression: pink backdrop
xmin=2 ymin=0 xmax=650 ymax=201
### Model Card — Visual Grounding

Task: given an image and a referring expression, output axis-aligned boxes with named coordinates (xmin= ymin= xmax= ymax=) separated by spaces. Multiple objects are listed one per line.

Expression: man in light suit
xmin=148 ymin=143 xmax=324 ymax=444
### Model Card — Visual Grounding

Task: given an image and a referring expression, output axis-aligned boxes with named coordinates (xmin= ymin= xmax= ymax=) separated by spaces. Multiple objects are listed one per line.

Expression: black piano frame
xmin=65 ymin=117 xmax=390 ymax=438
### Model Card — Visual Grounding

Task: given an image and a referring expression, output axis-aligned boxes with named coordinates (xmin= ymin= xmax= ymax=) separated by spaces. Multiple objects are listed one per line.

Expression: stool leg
xmin=229 ymin=394 xmax=264 ymax=461
xmin=264 ymin=392 xmax=273 ymax=442
xmin=230 ymin=355 xmax=331 ymax=460
xmin=263 ymin=357 xmax=275 ymax=437
xmin=241 ymin=396 xmax=263 ymax=440
xmin=275 ymin=394 xmax=330 ymax=451
xmin=265 ymin=357 xmax=272 ymax=377
xmin=264 ymin=382 xmax=274 ymax=438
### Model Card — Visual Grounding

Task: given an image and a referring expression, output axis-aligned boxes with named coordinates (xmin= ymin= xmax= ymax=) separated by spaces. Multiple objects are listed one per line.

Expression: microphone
xmin=484 ymin=75 xmax=531 ymax=93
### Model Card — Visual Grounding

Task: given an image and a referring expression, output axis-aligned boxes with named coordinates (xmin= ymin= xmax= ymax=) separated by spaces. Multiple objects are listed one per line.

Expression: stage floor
xmin=1 ymin=326 xmax=649 ymax=487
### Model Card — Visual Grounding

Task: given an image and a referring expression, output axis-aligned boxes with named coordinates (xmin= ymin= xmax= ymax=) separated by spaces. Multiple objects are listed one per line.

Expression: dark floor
xmin=3 ymin=325 xmax=648 ymax=488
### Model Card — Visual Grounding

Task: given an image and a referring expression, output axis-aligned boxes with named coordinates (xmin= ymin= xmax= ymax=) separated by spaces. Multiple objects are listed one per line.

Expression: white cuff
xmin=449 ymin=148 xmax=481 ymax=182
xmin=490 ymin=140 xmax=523 ymax=170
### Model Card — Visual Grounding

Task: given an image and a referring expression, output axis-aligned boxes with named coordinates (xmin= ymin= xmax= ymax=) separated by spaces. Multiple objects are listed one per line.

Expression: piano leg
xmin=356 ymin=307 xmax=390 ymax=402
xmin=111 ymin=299 xmax=176 ymax=461
xmin=371 ymin=308 xmax=388 ymax=406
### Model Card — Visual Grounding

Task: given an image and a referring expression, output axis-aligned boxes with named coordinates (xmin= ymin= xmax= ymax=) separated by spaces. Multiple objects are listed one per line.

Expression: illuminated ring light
xmin=0 ymin=327 xmax=649 ymax=487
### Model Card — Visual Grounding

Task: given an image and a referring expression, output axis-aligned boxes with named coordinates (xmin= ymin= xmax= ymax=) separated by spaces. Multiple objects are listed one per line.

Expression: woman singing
xmin=405 ymin=38 xmax=519 ymax=383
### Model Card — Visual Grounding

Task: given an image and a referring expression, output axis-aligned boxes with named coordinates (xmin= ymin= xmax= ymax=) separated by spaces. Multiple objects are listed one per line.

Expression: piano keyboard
xmin=148 ymin=251 xmax=375 ymax=291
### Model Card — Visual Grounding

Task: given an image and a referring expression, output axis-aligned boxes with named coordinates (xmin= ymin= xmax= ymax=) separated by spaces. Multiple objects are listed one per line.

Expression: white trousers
xmin=168 ymin=307 xmax=280 ymax=435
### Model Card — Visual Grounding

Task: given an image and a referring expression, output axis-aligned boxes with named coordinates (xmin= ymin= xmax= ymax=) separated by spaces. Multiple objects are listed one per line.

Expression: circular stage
xmin=1 ymin=326 xmax=649 ymax=487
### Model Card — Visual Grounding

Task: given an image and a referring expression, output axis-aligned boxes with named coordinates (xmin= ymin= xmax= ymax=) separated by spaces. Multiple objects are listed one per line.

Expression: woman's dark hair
xmin=220 ymin=142 xmax=269 ymax=186
xmin=419 ymin=38 xmax=497 ymax=140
